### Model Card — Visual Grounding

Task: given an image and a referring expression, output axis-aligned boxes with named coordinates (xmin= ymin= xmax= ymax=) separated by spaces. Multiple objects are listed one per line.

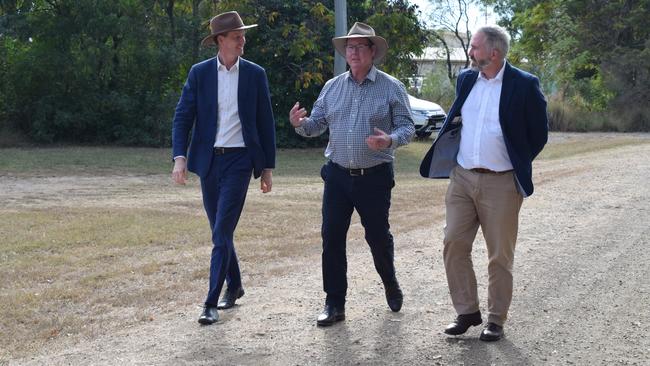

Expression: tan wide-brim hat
xmin=332 ymin=22 xmax=388 ymax=63
xmin=201 ymin=11 xmax=257 ymax=47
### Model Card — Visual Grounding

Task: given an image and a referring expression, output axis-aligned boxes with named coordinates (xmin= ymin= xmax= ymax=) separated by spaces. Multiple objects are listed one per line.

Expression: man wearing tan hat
xmin=171 ymin=11 xmax=276 ymax=325
xmin=289 ymin=22 xmax=415 ymax=326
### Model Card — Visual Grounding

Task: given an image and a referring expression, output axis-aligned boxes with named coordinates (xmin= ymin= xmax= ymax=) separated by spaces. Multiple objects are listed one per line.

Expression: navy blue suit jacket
xmin=172 ymin=57 xmax=276 ymax=179
xmin=420 ymin=62 xmax=548 ymax=196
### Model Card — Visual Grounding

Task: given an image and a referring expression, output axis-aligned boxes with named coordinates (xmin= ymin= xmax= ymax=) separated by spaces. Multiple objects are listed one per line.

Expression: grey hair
xmin=476 ymin=25 xmax=510 ymax=59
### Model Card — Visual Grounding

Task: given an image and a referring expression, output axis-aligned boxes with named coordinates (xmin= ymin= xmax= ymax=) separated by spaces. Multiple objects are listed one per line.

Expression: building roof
xmin=414 ymin=47 xmax=468 ymax=63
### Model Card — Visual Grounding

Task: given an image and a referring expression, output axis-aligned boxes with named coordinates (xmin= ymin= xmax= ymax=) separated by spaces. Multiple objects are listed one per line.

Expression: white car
xmin=408 ymin=94 xmax=447 ymax=138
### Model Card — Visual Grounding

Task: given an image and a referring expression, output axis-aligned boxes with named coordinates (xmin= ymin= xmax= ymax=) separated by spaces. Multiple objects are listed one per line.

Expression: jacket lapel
xmin=207 ymin=57 xmax=218 ymax=139
xmin=237 ymin=59 xmax=249 ymax=125
xmin=458 ymin=71 xmax=479 ymax=107
xmin=450 ymin=71 xmax=479 ymax=119
xmin=499 ymin=62 xmax=516 ymax=125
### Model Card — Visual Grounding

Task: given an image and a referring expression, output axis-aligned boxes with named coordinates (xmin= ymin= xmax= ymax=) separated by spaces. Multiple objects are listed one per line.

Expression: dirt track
xmin=7 ymin=136 xmax=650 ymax=365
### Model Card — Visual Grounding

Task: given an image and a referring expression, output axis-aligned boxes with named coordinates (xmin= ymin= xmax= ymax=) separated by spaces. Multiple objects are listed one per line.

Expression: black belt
xmin=470 ymin=168 xmax=513 ymax=175
xmin=213 ymin=147 xmax=246 ymax=155
xmin=330 ymin=162 xmax=390 ymax=176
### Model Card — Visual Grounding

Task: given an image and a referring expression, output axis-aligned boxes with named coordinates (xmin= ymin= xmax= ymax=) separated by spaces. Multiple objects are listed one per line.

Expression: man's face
xmin=217 ymin=30 xmax=246 ymax=58
xmin=345 ymin=38 xmax=375 ymax=71
xmin=468 ymin=32 xmax=493 ymax=71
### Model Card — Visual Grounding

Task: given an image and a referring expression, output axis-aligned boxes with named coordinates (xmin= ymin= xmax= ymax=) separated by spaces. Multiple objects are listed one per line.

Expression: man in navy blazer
xmin=171 ymin=11 xmax=276 ymax=325
xmin=420 ymin=25 xmax=548 ymax=341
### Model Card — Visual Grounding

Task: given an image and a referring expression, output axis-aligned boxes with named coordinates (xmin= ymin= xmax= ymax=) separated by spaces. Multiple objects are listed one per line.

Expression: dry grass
xmin=539 ymin=132 xmax=650 ymax=160
xmin=1 ymin=132 xmax=648 ymax=361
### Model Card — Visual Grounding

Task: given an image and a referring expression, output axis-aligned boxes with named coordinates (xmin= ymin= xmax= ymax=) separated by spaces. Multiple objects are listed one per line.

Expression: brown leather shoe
xmin=479 ymin=322 xmax=504 ymax=341
xmin=444 ymin=311 xmax=482 ymax=335
xmin=217 ymin=287 xmax=244 ymax=309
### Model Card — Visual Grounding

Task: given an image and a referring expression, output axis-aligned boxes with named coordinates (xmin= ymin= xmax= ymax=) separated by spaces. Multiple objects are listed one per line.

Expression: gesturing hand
xmin=366 ymin=127 xmax=392 ymax=151
xmin=289 ymin=102 xmax=308 ymax=127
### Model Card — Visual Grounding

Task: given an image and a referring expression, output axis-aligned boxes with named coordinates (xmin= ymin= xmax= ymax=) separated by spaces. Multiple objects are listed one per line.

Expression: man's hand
xmin=366 ymin=127 xmax=392 ymax=151
xmin=289 ymin=102 xmax=308 ymax=127
xmin=260 ymin=169 xmax=273 ymax=193
xmin=172 ymin=157 xmax=188 ymax=185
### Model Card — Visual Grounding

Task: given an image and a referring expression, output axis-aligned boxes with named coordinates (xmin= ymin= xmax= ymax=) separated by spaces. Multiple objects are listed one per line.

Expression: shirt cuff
xmin=389 ymin=133 xmax=398 ymax=149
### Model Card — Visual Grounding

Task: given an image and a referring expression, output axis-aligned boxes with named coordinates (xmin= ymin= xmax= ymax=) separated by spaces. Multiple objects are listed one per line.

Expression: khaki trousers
xmin=443 ymin=166 xmax=523 ymax=326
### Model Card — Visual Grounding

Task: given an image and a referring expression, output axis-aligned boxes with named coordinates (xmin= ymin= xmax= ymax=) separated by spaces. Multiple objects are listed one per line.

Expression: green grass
xmin=2 ymin=133 xmax=648 ymax=177
xmin=0 ymin=147 xmax=173 ymax=175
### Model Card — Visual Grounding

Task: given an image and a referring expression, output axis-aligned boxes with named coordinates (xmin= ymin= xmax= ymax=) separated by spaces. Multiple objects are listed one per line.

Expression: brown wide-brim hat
xmin=201 ymin=11 xmax=257 ymax=47
xmin=332 ymin=22 xmax=388 ymax=63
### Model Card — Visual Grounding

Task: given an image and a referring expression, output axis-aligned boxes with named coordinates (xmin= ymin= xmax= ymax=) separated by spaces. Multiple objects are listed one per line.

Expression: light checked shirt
xmin=457 ymin=61 xmax=513 ymax=172
xmin=295 ymin=66 xmax=415 ymax=169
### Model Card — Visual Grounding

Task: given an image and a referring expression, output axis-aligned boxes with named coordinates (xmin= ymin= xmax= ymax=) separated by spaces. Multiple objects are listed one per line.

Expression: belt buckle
xmin=349 ymin=168 xmax=363 ymax=176
xmin=215 ymin=147 xmax=225 ymax=155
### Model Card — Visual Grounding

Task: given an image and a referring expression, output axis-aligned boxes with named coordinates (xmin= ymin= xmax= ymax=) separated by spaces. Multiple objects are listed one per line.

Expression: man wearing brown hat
xmin=289 ymin=22 xmax=415 ymax=326
xmin=171 ymin=11 xmax=276 ymax=325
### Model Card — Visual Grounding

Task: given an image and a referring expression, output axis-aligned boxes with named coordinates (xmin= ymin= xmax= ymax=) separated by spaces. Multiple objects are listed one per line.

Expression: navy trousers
xmin=321 ymin=161 xmax=397 ymax=307
xmin=200 ymin=150 xmax=252 ymax=306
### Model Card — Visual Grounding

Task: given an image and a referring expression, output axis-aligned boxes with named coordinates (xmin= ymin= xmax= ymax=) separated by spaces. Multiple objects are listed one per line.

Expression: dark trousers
xmin=321 ymin=161 xmax=397 ymax=307
xmin=200 ymin=150 xmax=252 ymax=306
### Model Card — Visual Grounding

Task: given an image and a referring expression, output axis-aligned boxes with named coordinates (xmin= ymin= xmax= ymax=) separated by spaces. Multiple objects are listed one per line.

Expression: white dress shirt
xmin=214 ymin=54 xmax=246 ymax=148
xmin=457 ymin=62 xmax=513 ymax=172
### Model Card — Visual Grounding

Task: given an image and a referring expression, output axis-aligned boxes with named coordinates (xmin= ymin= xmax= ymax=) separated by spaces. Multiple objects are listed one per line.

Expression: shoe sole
xmin=198 ymin=317 xmax=217 ymax=325
xmin=479 ymin=332 xmax=504 ymax=342
xmin=443 ymin=320 xmax=482 ymax=335
xmin=316 ymin=314 xmax=345 ymax=327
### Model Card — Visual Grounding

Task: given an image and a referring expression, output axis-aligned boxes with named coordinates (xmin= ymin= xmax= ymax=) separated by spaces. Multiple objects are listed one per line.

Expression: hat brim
xmin=332 ymin=35 xmax=388 ymax=64
xmin=201 ymin=24 xmax=258 ymax=47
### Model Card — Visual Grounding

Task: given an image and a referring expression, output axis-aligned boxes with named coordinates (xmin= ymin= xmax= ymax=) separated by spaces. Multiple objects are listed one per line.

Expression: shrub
xmin=419 ymin=67 xmax=456 ymax=111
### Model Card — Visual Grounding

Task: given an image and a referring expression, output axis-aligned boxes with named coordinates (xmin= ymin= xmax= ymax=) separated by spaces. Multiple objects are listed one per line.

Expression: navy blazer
xmin=172 ymin=57 xmax=276 ymax=179
xmin=420 ymin=62 xmax=548 ymax=196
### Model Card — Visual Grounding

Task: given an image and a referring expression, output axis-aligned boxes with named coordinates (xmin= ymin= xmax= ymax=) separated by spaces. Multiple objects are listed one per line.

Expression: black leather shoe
xmin=198 ymin=306 xmax=219 ymax=325
xmin=385 ymin=283 xmax=403 ymax=312
xmin=217 ymin=287 xmax=245 ymax=309
xmin=444 ymin=311 xmax=482 ymax=335
xmin=316 ymin=304 xmax=345 ymax=326
xmin=479 ymin=322 xmax=504 ymax=342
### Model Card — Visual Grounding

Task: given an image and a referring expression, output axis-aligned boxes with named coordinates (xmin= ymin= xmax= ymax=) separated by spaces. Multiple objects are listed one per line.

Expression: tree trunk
xmin=433 ymin=32 xmax=453 ymax=81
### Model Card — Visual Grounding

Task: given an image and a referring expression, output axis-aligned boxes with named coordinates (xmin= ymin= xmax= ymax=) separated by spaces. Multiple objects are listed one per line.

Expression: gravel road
xmin=8 ymin=138 xmax=650 ymax=366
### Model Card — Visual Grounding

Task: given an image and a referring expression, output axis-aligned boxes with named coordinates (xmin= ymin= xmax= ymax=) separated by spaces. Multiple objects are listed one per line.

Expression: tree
xmin=0 ymin=0 xmax=429 ymax=146
xmin=426 ymin=0 xmax=474 ymax=80
xmin=0 ymin=0 xmax=211 ymax=145
xmin=486 ymin=0 xmax=650 ymax=131
xmin=363 ymin=0 xmax=429 ymax=80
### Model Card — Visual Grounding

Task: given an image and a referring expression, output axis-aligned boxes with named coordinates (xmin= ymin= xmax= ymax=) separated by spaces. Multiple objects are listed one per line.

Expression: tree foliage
xmin=484 ymin=0 xmax=650 ymax=131
xmin=0 ymin=0 xmax=427 ymax=146
xmin=364 ymin=0 xmax=429 ymax=78
xmin=426 ymin=0 xmax=474 ymax=80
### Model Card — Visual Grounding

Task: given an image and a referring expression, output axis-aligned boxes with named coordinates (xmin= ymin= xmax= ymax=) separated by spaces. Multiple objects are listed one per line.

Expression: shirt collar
xmin=478 ymin=60 xmax=506 ymax=82
xmin=217 ymin=53 xmax=240 ymax=71
xmin=346 ymin=65 xmax=377 ymax=83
